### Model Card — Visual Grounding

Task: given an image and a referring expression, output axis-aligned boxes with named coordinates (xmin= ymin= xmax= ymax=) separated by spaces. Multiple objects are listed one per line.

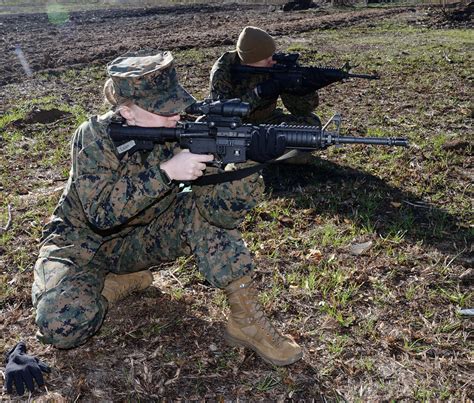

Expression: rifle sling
xmin=192 ymin=163 xmax=267 ymax=186
xmin=192 ymin=149 xmax=297 ymax=186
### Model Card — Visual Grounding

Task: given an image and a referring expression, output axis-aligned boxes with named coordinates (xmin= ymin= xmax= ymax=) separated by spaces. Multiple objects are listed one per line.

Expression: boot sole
xmin=224 ymin=331 xmax=303 ymax=366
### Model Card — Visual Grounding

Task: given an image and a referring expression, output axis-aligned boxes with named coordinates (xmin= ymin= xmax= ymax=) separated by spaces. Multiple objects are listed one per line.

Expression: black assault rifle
xmin=232 ymin=52 xmax=379 ymax=91
xmin=108 ymin=99 xmax=408 ymax=168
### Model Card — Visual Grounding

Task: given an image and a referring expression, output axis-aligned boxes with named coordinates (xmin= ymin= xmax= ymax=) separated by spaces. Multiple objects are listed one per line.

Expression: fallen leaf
xmin=306 ymin=248 xmax=322 ymax=262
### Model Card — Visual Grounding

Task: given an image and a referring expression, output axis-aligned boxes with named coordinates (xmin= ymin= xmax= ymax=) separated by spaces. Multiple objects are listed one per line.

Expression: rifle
xmin=108 ymin=99 xmax=408 ymax=168
xmin=232 ymin=52 xmax=380 ymax=91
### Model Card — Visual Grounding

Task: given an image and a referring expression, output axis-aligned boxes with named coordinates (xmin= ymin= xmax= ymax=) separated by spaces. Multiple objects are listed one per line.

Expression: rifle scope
xmin=186 ymin=99 xmax=250 ymax=117
xmin=272 ymin=52 xmax=299 ymax=65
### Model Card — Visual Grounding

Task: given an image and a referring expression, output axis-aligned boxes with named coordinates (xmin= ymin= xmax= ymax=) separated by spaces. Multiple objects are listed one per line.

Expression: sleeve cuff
xmin=157 ymin=167 xmax=174 ymax=188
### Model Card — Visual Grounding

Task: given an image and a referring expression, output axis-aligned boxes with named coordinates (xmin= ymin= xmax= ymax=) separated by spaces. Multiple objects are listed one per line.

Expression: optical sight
xmin=186 ymin=99 xmax=250 ymax=118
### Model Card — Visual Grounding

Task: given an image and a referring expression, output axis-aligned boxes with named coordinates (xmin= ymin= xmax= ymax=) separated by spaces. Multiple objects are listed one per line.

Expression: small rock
xmin=349 ymin=240 xmax=373 ymax=256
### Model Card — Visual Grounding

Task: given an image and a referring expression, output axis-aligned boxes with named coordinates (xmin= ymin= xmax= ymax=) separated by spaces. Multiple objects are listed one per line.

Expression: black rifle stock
xmin=232 ymin=52 xmax=380 ymax=91
xmin=108 ymin=99 xmax=407 ymax=165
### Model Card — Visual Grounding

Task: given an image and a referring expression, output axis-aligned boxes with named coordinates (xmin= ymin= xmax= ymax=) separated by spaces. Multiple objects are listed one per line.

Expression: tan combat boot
xmin=102 ymin=270 xmax=153 ymax=305
xmin=224 ymin=275 xmax=302 ymax=366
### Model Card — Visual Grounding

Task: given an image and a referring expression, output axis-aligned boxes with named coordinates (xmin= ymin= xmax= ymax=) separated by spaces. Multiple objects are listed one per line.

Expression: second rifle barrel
xmin=347 ymin=73 xmax=380 ymax=80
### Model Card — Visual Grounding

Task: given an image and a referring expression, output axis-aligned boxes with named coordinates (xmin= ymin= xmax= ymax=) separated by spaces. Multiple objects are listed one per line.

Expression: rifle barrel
xmin=274 ymin=127 xmax=408 ymax=148
xmin=328 ymin=135 xmax=408 ymax=147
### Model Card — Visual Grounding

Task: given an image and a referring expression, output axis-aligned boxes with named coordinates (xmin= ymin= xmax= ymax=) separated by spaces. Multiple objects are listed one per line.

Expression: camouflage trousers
xmin=32 ymin=173 xmax=263 ymax=349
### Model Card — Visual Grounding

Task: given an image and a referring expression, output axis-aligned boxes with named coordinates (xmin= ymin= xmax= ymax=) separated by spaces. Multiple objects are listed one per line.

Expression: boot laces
xmin=248 ymin=283 xmax=286 ymax=344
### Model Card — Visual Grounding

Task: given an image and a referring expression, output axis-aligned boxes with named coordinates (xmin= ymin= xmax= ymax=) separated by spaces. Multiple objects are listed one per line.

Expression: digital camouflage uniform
xmin=210 ymin=51 xmax=321 ymax=126
xmin=32 ymin=52 xmax=264 ymax=349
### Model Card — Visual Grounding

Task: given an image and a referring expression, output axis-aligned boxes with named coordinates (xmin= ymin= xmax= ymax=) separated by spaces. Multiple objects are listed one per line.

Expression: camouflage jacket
xmin=41 ymin=112 xmax=179 ymax=251
xmin=209 ymin=51 xmax=319 ymax=124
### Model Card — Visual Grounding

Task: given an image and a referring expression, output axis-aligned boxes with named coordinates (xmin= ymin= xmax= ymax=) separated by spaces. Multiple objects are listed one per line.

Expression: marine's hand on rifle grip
xmin=247 ymin=127 xmax=287 ymax=163
xmin=160 ymin=150 xmax=214 ymax=181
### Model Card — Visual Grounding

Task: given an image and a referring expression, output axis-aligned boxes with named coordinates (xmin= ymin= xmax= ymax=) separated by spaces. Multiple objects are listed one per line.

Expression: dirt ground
xmin=0 ymin=2 xmax=473 ymax=401
xmin=0 ymin=4 xmax=411 ymax=87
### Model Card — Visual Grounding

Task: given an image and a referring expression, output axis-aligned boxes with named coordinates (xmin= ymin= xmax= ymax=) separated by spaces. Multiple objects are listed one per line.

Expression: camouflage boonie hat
xmin=107 ymin=51 xmax=195 ymax=115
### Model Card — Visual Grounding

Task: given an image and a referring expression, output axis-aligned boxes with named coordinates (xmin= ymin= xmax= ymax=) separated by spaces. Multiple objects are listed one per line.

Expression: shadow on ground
xmin=262 ymin=157 xmax=473 ymax=265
